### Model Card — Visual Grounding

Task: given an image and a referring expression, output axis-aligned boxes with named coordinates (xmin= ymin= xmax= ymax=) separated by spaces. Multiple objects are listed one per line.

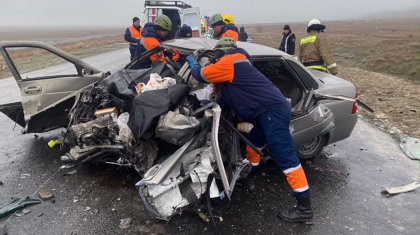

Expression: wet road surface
xmin=0 ymin=49 xmax=419 ymax=234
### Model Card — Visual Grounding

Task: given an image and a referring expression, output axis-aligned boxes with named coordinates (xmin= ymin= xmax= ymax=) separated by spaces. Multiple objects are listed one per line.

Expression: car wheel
xmin=297 ymin=135 xmax=328 ymax=160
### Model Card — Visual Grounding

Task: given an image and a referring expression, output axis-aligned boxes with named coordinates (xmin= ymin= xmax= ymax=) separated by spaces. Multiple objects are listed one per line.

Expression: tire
xmin=297 ymin=135 xmax=328 ymax=161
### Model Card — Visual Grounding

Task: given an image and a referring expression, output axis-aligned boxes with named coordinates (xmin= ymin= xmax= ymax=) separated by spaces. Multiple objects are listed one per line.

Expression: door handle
xmin=24 ymin=86 xmax=42 ymax=94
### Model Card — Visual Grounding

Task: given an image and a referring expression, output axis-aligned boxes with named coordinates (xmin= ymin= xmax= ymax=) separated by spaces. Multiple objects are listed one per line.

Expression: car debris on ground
xmin=400 ymin=137 xmax=420 ymax=160
xmin=119 ymin=218 xmax=132 ymax=229
xmin=384 ymin=182 xmax=420 ymax=195
xmin=63 ymin=170 xmax=78 ymax=176
xmin=47 ymin=139 xmax=63 ymax=149
xmin=38 ymin=190 xmax=54 ymax=200
xmin=0 ymin=197 xmax=41 ymax=219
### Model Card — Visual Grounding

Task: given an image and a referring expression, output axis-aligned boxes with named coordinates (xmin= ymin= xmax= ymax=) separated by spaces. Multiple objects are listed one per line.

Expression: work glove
xmin=186 ymin=55 xmax=199 ymax=69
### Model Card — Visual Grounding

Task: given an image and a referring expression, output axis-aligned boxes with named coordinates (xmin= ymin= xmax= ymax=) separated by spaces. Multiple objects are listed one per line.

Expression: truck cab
xmin=141 ymin=1 xmax=201 ymax=39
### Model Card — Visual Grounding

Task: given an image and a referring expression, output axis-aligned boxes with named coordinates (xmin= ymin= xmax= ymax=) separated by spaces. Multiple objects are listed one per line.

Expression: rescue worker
xmin=172 ymin=24 xmax=193 ymax=65
xmin=279 ymin=24 xmax=296 ymax=55
xmin=299 ymin=18 xmax=337 ymax=74
xmin=186 ymin=37 xmax=314 ymax=223
xmin=238 ymin=26 xmax=248 ymax=42
xmin=209 ymin=13 xmax=239 ymax=41
xmin=135 ymin=15 xmax=172 ymax=69
xmin=223 ymin=14 xmax=235 ymax=25
xmin=124 ymin=17 xmax=142 ymax=61
xmin=175 ymin=24 xmax=193 ymax=39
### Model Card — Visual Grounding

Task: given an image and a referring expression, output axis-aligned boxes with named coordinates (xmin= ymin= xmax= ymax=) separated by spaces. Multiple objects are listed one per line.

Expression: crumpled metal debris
xmin=400 ymin=137 xmax=420 ymax=160
xmin=38 ymin=190 xmax=54 ymax=200
xmin=119 ymin=218 xmax=132 ymax=229
xmin=384 ymin=182 xmax=420 ymax=195
xmin=63 ymin=170 xmax=77 ymax=176
xmin=0 ymin=197 xmax=41 ymax=219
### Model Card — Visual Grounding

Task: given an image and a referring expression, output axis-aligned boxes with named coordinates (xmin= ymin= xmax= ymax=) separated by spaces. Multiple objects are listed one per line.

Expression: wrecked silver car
xmin=0 ymin=39 xmax=371 ymax=220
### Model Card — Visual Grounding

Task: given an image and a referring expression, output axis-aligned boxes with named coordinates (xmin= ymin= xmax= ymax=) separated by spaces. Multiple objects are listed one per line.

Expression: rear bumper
xmin=327 ymin=112 xmax=358 ymax=145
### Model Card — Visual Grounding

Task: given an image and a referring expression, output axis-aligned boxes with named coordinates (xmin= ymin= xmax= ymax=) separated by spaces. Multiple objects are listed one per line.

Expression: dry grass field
xmin=245 ymin=19 xmax=420 ymax=138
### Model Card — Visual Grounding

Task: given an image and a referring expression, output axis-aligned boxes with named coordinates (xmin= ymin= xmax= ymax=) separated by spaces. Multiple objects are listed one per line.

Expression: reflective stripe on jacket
xmin=299 ymin=33 xmax=337 ymax=74
xmin=279 ymin=31 xmax=296 ymax=55
xmin=191 ymin=48 xmax=289 ymax=122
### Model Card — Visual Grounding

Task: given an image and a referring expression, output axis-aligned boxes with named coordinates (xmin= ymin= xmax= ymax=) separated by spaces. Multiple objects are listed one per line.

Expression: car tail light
xmin=352 ymin=94 xmax=358 ymax=114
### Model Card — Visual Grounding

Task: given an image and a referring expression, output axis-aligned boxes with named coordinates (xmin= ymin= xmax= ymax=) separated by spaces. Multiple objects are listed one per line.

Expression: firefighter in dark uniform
xmin=187 ymin=37 xmax=314 ymax=223
xmin=299 ymin=18 xmax=337 ymax=74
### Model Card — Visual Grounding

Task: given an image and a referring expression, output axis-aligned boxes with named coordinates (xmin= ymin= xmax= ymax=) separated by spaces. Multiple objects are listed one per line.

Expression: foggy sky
xmin=1 ymin=0 xmax=420 ymax=27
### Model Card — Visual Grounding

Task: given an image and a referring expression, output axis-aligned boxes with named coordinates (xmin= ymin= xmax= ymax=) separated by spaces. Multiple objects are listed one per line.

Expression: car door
xmin=0 ymin=41 xmax=105 ymax=133
xmin=252 ymin=57 xmax=335 ymax=146
xmin=181 ymin=7 xmax=201 ymax=37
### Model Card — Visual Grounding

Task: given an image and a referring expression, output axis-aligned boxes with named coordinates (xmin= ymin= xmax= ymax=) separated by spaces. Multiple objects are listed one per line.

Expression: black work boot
xmin=278 ymin=197 xmax=314 ymax=223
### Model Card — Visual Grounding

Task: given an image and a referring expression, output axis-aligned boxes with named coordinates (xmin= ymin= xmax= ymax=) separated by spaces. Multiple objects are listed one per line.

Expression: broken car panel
xmin=0 ymin=39 xmax=369 ymax=220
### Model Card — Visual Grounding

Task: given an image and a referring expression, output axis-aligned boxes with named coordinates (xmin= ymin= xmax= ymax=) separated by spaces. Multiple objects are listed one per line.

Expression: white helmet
xmin=307 ymin=18 xmax=325 ymax=32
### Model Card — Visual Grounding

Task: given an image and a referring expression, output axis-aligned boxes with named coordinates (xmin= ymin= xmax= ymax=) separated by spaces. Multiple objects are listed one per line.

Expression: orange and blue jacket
xmin=135 ymin=23 xmax=166 ymax=68
xmin=191 ymin=48 xmax=289 ymax=122
xmin=214 ymin=24 xmax=239 ymax=41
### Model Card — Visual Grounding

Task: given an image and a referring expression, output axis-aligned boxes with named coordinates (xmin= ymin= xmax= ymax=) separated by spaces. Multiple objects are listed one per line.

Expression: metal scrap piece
xmin=384 ymin=182 xmax=420 ymax=195
xmin=400 ymin=137 xmax=420 ymax=160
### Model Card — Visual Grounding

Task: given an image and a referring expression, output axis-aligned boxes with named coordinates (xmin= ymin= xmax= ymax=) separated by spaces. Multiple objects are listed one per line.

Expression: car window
xmin=5 ymin=47 xmax=79 ymax=80
xmin=287 ymin=60 xmax=319 ymax=90
xmin=253 ymin=60 xmax=303 ymax=107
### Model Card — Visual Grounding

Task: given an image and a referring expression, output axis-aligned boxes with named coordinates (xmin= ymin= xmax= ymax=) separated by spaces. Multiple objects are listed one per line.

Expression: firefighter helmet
xmin=307 ymin=18 xmax=326 ymax=32
xmin=155 ymin=15 xmax=172 ymax=31
xmin=214 ymin=37 xmax=237 ymax=51
xmin=209 ymin=14 xmax=224 ymax=26
xmin=223 ymin=14 xmax=235 ymax=25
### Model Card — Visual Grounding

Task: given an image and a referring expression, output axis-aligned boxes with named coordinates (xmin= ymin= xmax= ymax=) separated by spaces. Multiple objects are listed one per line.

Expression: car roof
xmin=162 ymin=38 xmax=294 ymax=59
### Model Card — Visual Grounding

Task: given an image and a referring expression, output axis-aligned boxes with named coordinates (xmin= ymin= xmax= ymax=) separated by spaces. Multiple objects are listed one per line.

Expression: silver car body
xmin=0 ymin=39 xmax=363 ymax=220
xmin=0 ymin=39 xmax=360 ymax=154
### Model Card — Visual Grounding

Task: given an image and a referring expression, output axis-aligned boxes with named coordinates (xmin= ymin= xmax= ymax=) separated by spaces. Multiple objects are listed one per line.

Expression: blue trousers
xmin=248 ymin=108 xmax=310 ymax=199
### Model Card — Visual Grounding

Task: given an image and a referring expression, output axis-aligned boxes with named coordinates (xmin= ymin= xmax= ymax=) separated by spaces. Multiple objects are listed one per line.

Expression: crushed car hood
xmin=163 ymin=38 xmax=294 ymax=59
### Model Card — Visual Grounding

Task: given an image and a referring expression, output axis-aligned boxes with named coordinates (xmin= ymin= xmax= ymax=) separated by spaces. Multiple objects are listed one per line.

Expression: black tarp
xmin=99 ymin=63 xmax=189 ymax=142
xmin=128 ymin=84 xmax=190 ymax=141
xmin=99 ymin=63 xmax=174 ymax=111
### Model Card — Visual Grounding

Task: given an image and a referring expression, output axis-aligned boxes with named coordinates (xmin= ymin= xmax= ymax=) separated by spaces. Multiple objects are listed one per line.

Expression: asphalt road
xmin=0 ymin=48 xmax=419 ymax=235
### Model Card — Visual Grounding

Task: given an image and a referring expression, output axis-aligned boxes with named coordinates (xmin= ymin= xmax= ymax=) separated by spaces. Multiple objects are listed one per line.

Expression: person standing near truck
xmin=124 ymin=17 xmax=142 ymax=61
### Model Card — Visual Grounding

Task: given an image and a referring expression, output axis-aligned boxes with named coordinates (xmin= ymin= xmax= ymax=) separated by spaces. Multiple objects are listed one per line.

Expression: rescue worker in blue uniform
xmin=187 ymin=37 xmax=314 ymax=223
xmin=209 ymin=14 xmax=239 ymax=41
xmin=135 ymin=15 xmax=172 ymax=69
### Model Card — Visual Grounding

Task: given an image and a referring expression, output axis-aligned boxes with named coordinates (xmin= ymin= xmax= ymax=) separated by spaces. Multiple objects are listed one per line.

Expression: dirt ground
xmin=245 ymin=19 xmax=420 ymax=139
xmin=0 ymin=20 xmax=419 ymax=139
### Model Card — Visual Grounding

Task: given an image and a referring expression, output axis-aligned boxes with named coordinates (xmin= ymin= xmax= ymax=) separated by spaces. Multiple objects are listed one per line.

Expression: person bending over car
xmin=135 ymin=15 xmax=172 ymax=69
xmin=187 ymin=37 xmax=314 ymax=223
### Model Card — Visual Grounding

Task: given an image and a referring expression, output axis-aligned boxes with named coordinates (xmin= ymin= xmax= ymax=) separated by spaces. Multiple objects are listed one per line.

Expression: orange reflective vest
xmin=128 ymin=26 xmax=142 ymax=45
